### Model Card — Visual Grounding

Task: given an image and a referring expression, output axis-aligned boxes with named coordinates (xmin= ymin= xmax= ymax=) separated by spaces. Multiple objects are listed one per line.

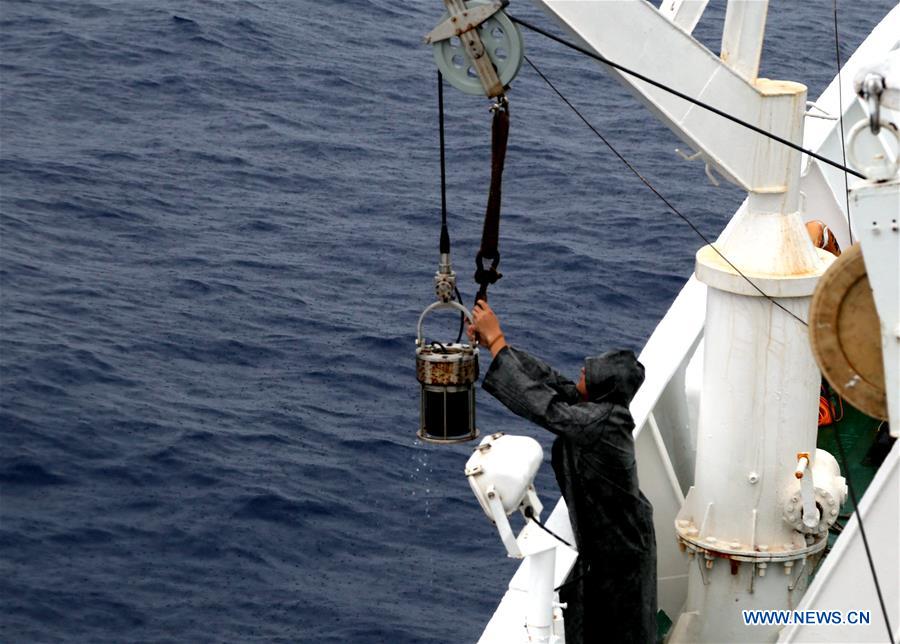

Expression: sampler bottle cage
xmin=416 ymin=301 xmax=480 ymax=443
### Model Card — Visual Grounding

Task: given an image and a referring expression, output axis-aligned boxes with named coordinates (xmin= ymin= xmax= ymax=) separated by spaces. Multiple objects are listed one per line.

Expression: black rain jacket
xmin=483 ymin=346 xmax=657 ymax=644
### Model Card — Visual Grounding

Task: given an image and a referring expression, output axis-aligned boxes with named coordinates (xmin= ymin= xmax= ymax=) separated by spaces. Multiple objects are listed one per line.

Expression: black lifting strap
xmin=475 ymin=100 xmax=509 ymax=302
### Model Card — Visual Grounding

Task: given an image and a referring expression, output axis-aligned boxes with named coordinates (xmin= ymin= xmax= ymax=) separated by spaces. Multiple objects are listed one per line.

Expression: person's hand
xmin=468 ymin=300 xmax=507 ymax=356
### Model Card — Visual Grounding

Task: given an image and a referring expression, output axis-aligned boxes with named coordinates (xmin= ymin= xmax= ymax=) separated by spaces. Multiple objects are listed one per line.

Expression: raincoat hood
xmin=584 ymin=350 xmax=644 ymax=405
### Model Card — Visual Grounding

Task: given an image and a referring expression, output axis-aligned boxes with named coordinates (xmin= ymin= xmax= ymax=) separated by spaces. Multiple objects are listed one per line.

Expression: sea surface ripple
xmin=0 ymin=0 xmax=888 ymax=641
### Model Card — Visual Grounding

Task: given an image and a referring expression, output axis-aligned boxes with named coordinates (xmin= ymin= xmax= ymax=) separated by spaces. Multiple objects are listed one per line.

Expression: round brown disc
xmin=809 ymin=243 xmax=887 ymax=420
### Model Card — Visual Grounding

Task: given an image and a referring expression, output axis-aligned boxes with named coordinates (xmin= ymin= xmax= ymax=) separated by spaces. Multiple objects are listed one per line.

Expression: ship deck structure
xmin=469 ymin=2 xmax=900 ymax=642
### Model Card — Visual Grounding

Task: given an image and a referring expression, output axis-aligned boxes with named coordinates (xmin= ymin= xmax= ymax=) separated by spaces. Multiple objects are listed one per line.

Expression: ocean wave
xmin=0 ymin=459 xmax=67 ymax=486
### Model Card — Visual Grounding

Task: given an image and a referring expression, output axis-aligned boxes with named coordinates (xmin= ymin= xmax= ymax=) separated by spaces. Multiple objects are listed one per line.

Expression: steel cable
xmin=510 ymin=15 xmax=866 ymax=181
xmin=437 ymin=71 xmax=466 ymax=343
xmin=830 ymin=4 xmax=893 ymax=640
xmin=832 ymin=3 xmax=855 ymax=247
xmin=438 ymin=70 xmax=450 ymax=247
xmin=521 ymin=54 xmax=809 ymax=328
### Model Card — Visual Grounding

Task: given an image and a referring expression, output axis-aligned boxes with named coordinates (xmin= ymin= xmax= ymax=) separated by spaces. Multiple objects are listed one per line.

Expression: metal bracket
xmin=434 ymin=252 xmax=457 ymax=303
xmin=675 ymin=148 xmax=721 ymax=186
xmin=426 ymin=0 xmax=506 ymax=97
xmin=805 ymin=101 xmax=837 ymax=121
xmin=425 ymin=0 xmax=506 ymax=44
xmin=486 ymin=485 xmax=522 ymax=558
xmin=859 ymin=73 xmax=885 ymax=135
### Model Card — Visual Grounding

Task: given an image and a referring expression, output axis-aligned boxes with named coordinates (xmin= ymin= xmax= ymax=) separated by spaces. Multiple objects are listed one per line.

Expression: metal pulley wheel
xmin=809 ymin=243 xmax=888 ymax=420
xmin=432 ymin=1 xmax=523 ymax=96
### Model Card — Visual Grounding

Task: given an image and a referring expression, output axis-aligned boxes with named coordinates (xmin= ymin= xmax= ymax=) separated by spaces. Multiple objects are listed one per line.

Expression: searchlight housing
xmin=465 ymin=432 xmax=543 ymax=520
xmin=464 ymin=433 xmax=573 ymax=644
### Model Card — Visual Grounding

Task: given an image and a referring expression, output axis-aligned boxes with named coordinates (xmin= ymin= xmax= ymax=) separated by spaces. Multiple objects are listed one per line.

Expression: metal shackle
xmin=847 ymin=118 xmax=899 ymax=181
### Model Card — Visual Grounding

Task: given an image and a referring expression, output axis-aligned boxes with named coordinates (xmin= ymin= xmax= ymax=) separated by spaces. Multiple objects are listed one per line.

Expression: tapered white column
xmin=670 ymin=78 xmax=842 ymax=641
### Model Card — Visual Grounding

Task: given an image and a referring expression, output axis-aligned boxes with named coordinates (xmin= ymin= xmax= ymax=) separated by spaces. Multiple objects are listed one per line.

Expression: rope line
xmin=832 ymin=2 xmax=854 ymax=247
xmin=510 ymin=15 xmax=866 ymax=181
xmin=438 ymin=71 xmax=450 ymax=250
xmin=438 ymin=71 xmax=467 ymax=343
xmin=522 ymin=55 xmax=809 ymax=328
xmin=832 ymin=427 xmax=895 ymax=644
xmin=439 ymin=71 xmax=447 ymax=228
xmin=831 ymin=5 xmax=893 ymax=640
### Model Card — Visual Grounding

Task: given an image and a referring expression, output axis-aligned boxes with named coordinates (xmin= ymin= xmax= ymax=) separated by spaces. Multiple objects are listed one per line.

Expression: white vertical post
xmin=721 ymin=0 xmax=769 ymax=81
xmin=670 ymin=58 xmax=834 ymax=644
xmin=525 ymin=547 xmax=556 ymax=644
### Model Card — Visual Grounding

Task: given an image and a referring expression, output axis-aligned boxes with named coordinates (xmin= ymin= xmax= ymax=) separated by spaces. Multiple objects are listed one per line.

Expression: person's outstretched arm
xmin=468 ymin=301 xmax=580 ymax=403
xmin=483 ymin=346 xmax=612 ymax=442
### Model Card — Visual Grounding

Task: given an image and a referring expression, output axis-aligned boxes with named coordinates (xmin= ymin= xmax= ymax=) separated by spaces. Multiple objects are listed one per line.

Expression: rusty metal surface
xmin=416 ymin=346 xmax=479 ymax=385
xmin=674 ymin=519 xmax=828 ymax=564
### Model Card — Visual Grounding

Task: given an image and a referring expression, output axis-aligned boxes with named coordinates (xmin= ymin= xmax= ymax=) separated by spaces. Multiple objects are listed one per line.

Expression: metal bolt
xmin=758 ymin=563 xmax=768 ymax=577
xmin=748 ymin=472 xmax=759 ymax=484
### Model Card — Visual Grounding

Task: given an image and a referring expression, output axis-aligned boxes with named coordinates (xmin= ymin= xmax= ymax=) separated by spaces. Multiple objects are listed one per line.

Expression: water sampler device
xmin=415 ymin=254 xmax=480 ymax=444
xmin=414 ymin=0 xmax=524 ymax=444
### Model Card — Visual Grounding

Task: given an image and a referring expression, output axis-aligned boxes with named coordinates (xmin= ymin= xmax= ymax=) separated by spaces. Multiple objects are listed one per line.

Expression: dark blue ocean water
xmin=0 ymin=1 xmax=889 ymax=641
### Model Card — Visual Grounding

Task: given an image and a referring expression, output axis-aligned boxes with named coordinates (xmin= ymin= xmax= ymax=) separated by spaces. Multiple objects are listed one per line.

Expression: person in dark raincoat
xmin=468 ymin=300 xmax=657 ymax=644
